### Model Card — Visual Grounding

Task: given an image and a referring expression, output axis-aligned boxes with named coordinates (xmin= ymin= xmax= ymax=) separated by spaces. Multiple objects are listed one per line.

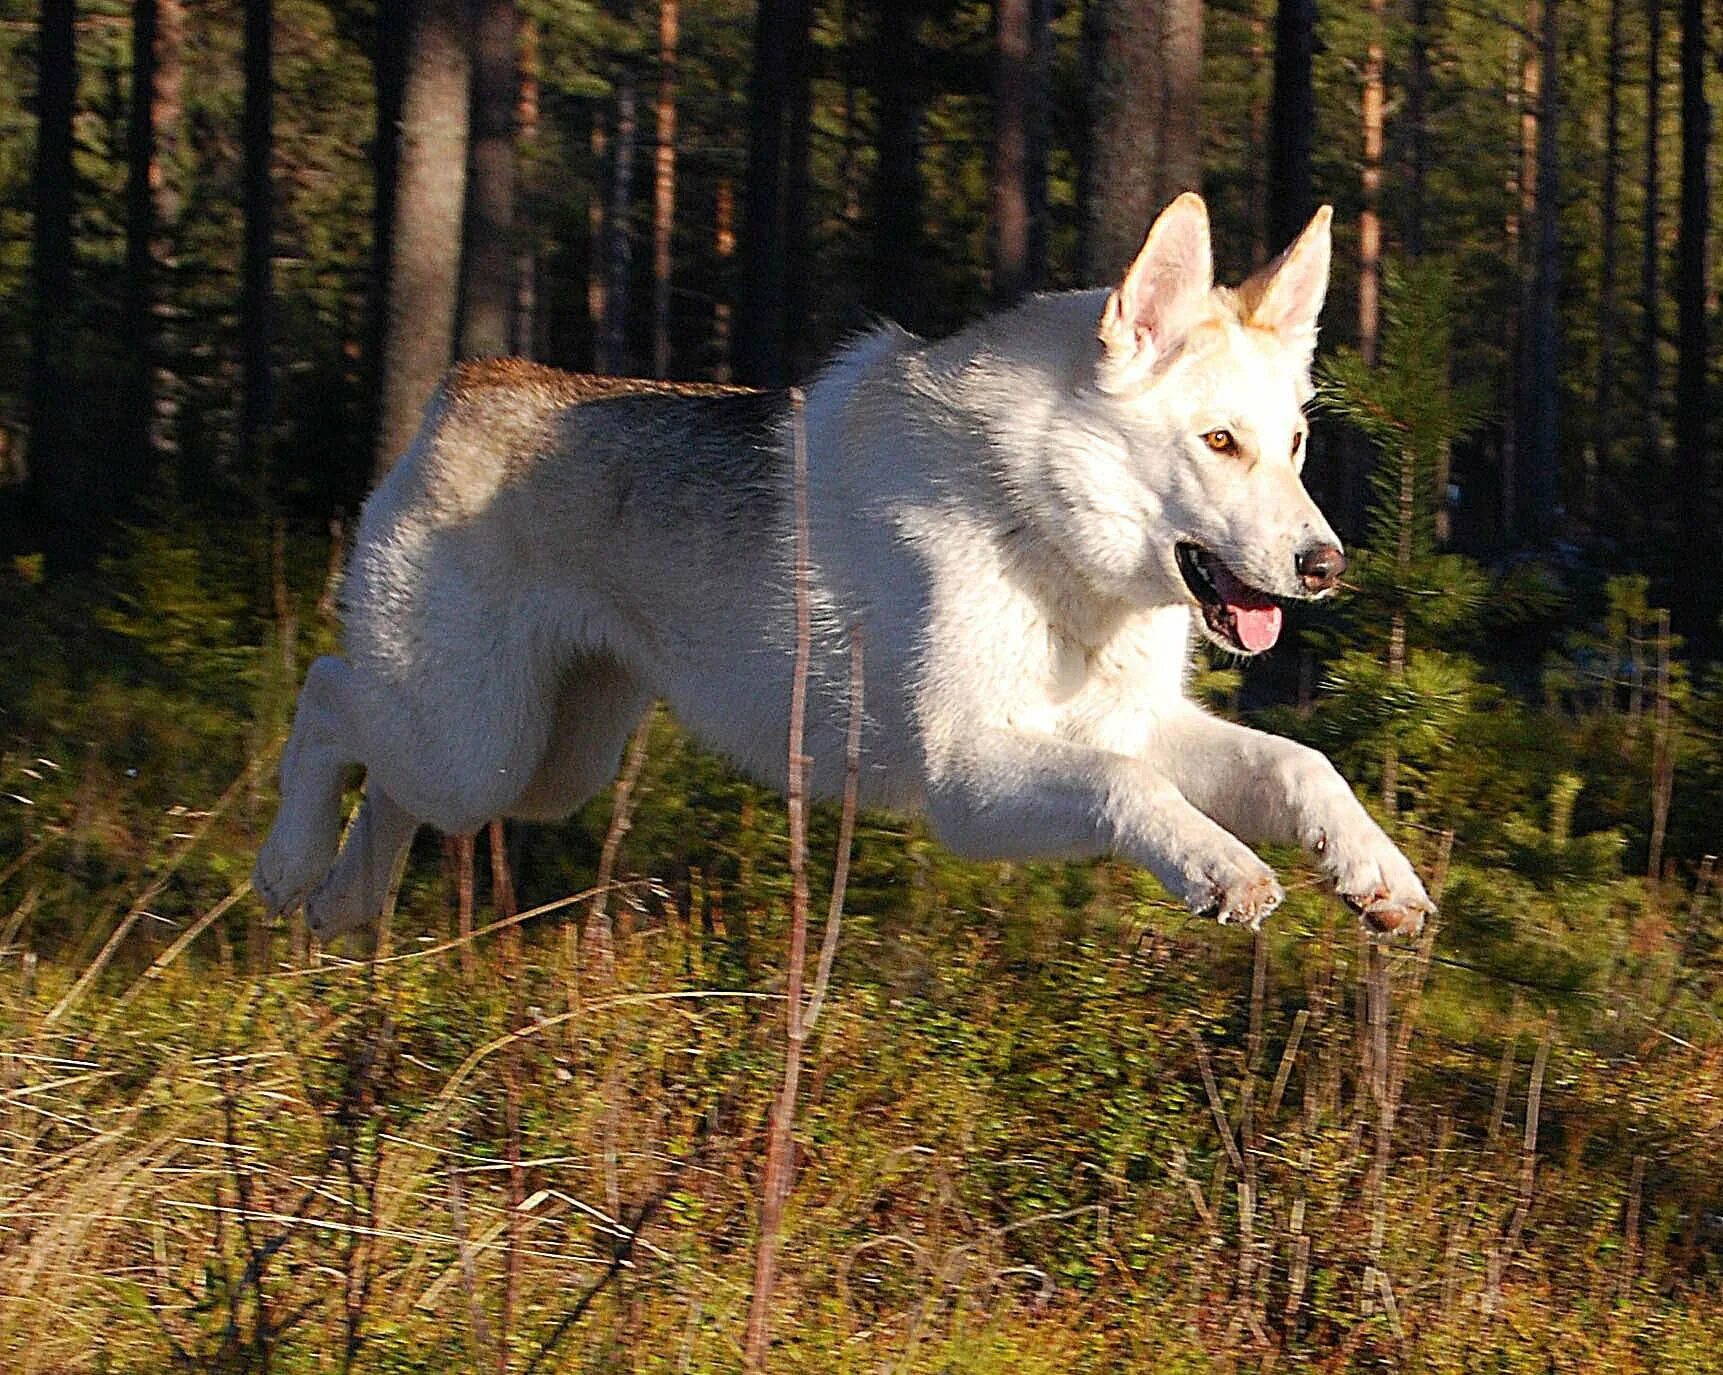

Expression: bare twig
xmin=273 ymin=881 xmax=641 ymax=978
xmin=1502 ymin=1021 xmax=1552 ymax=1257
xmin=744 ymin=386 xmax=815 ymax=1370
xmin=1619 ymin=1153 xmax=1646 ymax=1300
xmin=491 ymin=820 xmax=524 ymax=1375
xmin=585 ymin=718 xmax=653 ymax=986
xmin=1188 ymin=1027 xmax=1246 ymax=1175
xmin=112 ymin=881 xmax=252 ymax=1010
xmin=1265 ymin=1009 xmax=1309 ymax=1122
xmin=803 ymin=627 xmax=863 ymax=1037
xmin=445 ymin=1160 xmax=494 ymax=1362
xmin=456 ymin=833 xmax=477 ymax=978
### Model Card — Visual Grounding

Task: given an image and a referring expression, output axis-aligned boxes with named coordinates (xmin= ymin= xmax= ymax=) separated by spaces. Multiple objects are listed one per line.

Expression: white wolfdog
xmin=255 ymin=193 xmax=1434 ymax=940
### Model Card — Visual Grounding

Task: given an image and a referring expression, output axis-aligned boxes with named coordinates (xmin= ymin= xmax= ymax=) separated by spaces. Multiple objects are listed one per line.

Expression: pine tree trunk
xmin=588 ymin=108 xmax=608 ymax=369
xmin=1267 ymin=0 xmax=1315 ymax=251
xmin=28 ymin=0 xmax=79 ymax=572
xmin=1642 ymin=0 xmax=1662 ymax=479
xmin=242 ymin=0 xmax=274 ymax=497
xmin=838 ymin=0 xmax=863 ymax=231
xmin=1595 ymin=0 xmax=1623 ymax=515
xmin=1248 ymin=0 xmax=1270 ymax=265
xmin=1082 ymin=0 xmax=1202 ymax=281
xmin=713 ymin=177 xmax=736 ymax=380
xmin=374 ymin=0 xmax=471 ymax=479
xmin=602 ymin=72 xmax=638 ymax=375
xmin=651 ymin=0 xmax=678 ymax=378
xmin=1359 ymin=0 xmax=1385 ymax=366
xmin=782 ymin=0 xmax=814 ymax=377
xmin=992 ymin=0 xmax=1033 ymax=303
xmin=367 ymin=0 xmax=407 ymax=479
xmin=156 ymin=0 xmax=183 ymax=220
xmin=1674 ymin=0 xmax=1709 ymax=606
xmin=1405 ymin=0 xmax=1430 ymax=257
xmin=1027 ymin=0 xmax=1051 ymax=278
xmin=122 ymin=0 xmax=160 ymax=509
xmin=514 ymin=15 xmax=539 ymax=357
xmin=461 ymin=0 xmax=518 ymax=360
xmin=872 ymin=0 xmax=927 ymax=321
xmin=1519 ymin=0 xmax=1561 ymax=539
xmin=738 ymin=0 xmax=788 ymax=385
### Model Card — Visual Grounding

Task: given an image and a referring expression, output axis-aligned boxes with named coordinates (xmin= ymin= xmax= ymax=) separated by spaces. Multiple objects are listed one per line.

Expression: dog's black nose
xmin=1296 ymin=543 xmax=1346 ymax=593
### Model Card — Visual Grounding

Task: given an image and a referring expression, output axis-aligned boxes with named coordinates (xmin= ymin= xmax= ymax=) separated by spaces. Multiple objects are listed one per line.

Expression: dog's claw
xmin=1195 ymin=870 xmax=1284 ymax=929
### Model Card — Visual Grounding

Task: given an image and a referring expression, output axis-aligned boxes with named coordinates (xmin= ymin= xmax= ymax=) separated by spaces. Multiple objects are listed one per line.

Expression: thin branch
xmin=586 ymin=718 xmax=654 ymax=983
xmin=744 ymin=386 xmax=814 ymax=1369
xmin=804 ymin=625 xmax=863 ymax=1036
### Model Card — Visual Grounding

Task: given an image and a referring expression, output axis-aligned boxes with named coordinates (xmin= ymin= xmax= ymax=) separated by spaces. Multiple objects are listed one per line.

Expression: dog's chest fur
xmin=938 ymin=542 xmax=1195 ymax=757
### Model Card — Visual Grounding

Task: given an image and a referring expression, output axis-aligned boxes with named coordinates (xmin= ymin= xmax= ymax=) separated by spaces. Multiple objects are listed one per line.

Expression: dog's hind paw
xmin=303 ymin=875 xmax=374 ymax=941
xmin=253 ymin=842 xmax=319 ymax=920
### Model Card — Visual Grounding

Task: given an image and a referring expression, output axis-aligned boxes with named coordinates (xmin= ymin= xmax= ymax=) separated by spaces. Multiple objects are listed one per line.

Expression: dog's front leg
xmin=1149 ymin=709 xmax=1434 ymax=935
xmin=926 ymin=730 xmax=1285 ymax=927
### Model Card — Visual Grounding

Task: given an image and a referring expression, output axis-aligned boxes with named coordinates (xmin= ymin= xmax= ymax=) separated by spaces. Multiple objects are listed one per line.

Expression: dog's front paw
xmin=1323 ymin=826 xmax=1434 ymax=937
xmin=1184 ymin=856 xmax=1285 ymax=930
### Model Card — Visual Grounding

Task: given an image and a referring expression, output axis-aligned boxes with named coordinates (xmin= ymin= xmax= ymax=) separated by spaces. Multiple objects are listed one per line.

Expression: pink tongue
xmin=1210 ymin=562 xmax=1283 ymax=652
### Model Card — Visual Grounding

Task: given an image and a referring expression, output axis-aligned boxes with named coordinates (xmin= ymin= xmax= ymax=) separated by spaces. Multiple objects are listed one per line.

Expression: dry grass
xmin=4 ymin=791 xmax=1723 ymax=1375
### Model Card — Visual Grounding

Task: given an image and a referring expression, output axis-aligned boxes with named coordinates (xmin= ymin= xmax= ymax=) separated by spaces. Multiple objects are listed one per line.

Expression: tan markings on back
xmin=445 ymin=357 xmax=762 ymax=411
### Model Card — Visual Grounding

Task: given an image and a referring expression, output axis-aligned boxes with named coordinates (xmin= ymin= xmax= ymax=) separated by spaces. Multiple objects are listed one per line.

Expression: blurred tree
xmin=1266 ymin=0 xmax=1313 ymax=251
xmin=738 ymin=0 xmax=810 ymax=382
xmin=781 ymin=0 xmax=812 ymax=375
xmin=28 ymin=0 xmax=78 ymax=572
xmin=601 ymin=60 xmax=637 ymax=374
xmin=514 ymin=15 xmax=540 ymax=358
xmin=1593 ymin=0 xmax=1622 ymax=521
xmin=462 ymin=0 xmax=520 ymax=360
xmin=1081 ymin=0 xmax=1201 ymax=281
xmin=1673 ymin=0 xmax=1708 ymax=620
xmin=1517 ymin=0 xmax=1560 ymax=540
xmin=242 ymin=0 xmax=274 ymax=495
xmin=1403 ymin=0 xmax=1429 ymax=257
xmin=368 ymin=0 xmax=408 ymax=462
xmin=1640 ymin=0 xmax=1662 ymax=495
xmin=121 ymin=0 xmax=161 ymax=509
xmin=989 ymin=0 xmax=1048 ymax=303
xmin=375 ymin=0 xmax=471 ymax=477
xmin=738 ymin=0 xmax=786 ymax=383
xmin=1358 ymin=0 xmax=1383 ymax=365
xmin=651 ymin=0 xmax=677 ymax=377
xmin=870 ymin=0 xmax=927 ymax=323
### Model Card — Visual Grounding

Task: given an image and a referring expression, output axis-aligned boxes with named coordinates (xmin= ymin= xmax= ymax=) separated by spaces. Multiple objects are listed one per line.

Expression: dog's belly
xmin=648 ymin=628 xmax=928 ymax=815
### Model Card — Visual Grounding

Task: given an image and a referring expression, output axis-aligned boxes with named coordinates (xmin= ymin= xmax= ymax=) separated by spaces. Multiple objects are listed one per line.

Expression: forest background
xmin=4 ymin=0 xmax=1723 ymax=1368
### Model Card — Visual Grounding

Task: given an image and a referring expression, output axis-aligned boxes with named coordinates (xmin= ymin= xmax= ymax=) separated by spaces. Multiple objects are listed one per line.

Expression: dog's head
xmin=1058 ymin=194 xmax=1343 ymax=655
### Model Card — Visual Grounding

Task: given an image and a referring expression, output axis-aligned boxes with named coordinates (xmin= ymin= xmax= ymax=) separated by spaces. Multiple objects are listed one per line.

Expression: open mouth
xmin=1176 ymin=542 xmax=1284 ymax=654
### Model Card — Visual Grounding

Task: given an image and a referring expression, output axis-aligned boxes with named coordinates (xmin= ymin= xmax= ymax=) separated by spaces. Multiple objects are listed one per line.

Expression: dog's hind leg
xmin=255 ymin=656 xmax=359 ymax=917
xmin=304 ymin=784 xmax=421 ymax=940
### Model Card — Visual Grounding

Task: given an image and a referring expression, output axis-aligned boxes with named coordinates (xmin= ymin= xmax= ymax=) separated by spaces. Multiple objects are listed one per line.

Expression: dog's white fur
xmin=255 ymin=194 xmax=1434 ymax=939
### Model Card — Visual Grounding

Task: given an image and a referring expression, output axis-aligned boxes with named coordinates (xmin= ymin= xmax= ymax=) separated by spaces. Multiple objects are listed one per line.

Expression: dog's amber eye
xmin=1202 ymin=429 xmax=1238 ymax=455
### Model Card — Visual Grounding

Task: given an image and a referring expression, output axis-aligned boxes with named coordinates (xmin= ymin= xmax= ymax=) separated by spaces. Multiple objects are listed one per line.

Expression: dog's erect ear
xmin=1097 ymin=192 xmax=1213 ymax=390
xmin=1239 ymin=205 xmax=1333 ymax=368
